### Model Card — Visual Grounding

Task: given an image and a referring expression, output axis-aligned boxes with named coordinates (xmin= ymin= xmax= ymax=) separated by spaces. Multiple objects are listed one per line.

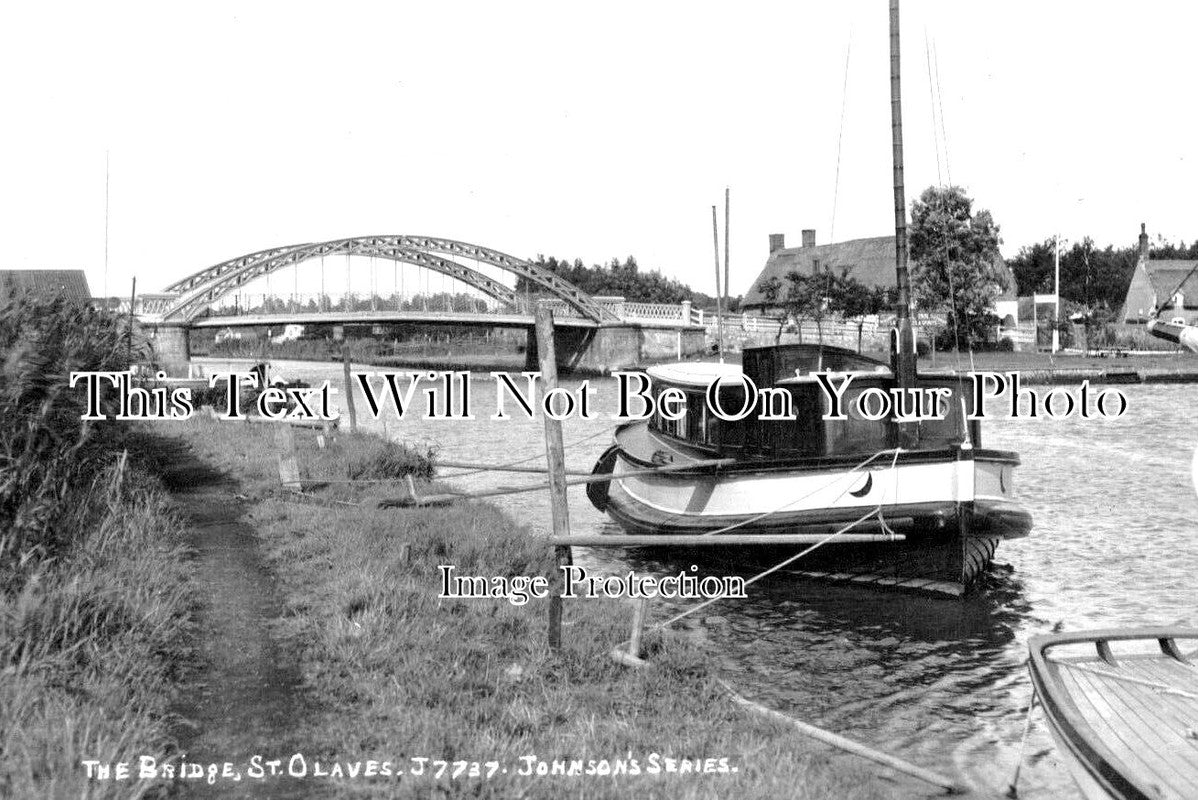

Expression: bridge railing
xmin=514 ymin=296 xmax=592 ymax=320
xmin=621 ymin=301 xmax=691 ymax=323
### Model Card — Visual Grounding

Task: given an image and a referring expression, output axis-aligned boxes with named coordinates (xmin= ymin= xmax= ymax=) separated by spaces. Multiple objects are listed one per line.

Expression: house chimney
xmin=801 ymin=229 xmax=816 ymax=248
xmin=768 ymin=233 xmax=785 ymax=253
xmin=1139 ymin=222 xmax=1149 ymax=261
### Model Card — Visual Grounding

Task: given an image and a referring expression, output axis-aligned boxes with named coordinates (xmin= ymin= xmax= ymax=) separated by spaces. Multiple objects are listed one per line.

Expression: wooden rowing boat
xmin=1027 ymin=628 xmax=1198 ymax=800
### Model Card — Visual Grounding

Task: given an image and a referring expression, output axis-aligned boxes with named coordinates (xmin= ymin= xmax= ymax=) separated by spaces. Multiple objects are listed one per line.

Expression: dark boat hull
xmin=588 ymin=440 xmax=1030 ymax=594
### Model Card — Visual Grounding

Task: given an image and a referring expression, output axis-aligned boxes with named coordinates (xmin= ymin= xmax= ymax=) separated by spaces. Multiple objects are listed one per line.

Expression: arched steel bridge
xmin=146 ymin=235 xmax=621 ymax=325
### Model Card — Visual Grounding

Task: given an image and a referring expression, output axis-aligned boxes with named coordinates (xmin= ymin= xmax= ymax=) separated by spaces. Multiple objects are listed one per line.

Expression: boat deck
xmin=1030 ymin=630 xmax=1198 ymax=800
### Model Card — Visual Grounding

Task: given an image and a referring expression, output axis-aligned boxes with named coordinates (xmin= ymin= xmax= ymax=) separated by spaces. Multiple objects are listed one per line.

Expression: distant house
xmin=741 ymin=229 xmax=1017 ymax=323
xmin=1120 ymin=224 xmax=1198 ymax=324
xmin=0 ymin=269 xmax=91 ymax=305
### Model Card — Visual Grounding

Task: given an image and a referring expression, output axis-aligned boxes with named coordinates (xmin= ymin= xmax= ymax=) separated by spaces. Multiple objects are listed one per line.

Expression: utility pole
xmin=1052 ymin=234 xmax=1061 ymax=354
xmin=127 ymin=277 xmax=136 ymax=364
xmin=724 ymin=187 xmax=731 ymax=313
xmin=711 ymin=205 xmax=725 ymax=361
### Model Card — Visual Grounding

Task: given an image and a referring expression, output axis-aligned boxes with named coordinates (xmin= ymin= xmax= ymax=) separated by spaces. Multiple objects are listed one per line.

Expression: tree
xmin=839 ymin=280 xmax=893 ymax=353
xmin=909 ymin=185 xmax=1008 ymax=349
xmin=756 ymin=268 xmax=886 ymax=350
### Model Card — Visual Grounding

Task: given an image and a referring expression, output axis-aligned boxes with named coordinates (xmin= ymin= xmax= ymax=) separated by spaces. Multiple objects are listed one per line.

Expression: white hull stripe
xmin=612 ymin=455 xmax=1009 ymax=519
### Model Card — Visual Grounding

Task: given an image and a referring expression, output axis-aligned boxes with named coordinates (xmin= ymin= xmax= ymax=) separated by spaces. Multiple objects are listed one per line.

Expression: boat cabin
xmin=644 ymin=344 xmax=980 ymax=460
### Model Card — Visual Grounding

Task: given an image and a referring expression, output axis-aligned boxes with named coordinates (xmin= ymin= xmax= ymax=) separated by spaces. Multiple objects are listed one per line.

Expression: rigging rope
xmin=933 ymin=39 xmax=952 ymax=187
xmin=924 ymin=29 xmax=942 ymax=187
xmin=829 ymin=31 xmax=852 ymax=241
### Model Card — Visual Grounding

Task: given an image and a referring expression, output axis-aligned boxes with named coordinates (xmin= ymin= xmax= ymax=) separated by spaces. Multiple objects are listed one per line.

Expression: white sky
xmin=2 ymin=1 xmax=1196 ymax=299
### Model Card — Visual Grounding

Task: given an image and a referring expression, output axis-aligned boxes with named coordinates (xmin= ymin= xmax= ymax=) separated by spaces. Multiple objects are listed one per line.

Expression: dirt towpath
xmin=155 ymin=444 xmax=315 ymax=799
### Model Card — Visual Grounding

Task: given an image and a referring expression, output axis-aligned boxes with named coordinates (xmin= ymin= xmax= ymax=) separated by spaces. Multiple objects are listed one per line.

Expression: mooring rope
xmin=437 ymin=425 xmax=616 ymax=478
xmin=1006 ymin=687 xmax=1038 ymax=798
xmin=641 ymin=506 xmax=889 ymax=638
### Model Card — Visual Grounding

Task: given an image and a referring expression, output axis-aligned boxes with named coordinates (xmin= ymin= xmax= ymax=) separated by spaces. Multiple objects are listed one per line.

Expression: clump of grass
xmin=345 ymin=438 xmax=437 ymax=481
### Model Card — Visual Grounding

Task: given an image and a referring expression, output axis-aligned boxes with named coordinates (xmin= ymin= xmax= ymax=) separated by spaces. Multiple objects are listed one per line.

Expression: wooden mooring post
xmin=341 ymin=344 xmax=358 ymax=432
xmin=534 ymin=304 xmax=572 ymax=650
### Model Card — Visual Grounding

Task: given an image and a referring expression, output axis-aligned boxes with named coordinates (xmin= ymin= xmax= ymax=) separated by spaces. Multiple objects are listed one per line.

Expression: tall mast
xmin=889 ymin=0 xmax=916 ymax=386
xmin=711 ymin=205 xmax=725 ymax=362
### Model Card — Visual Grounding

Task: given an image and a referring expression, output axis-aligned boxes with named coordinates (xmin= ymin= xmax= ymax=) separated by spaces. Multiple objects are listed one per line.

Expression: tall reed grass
xmin=0 ymin=296 xmax=196 ymax=799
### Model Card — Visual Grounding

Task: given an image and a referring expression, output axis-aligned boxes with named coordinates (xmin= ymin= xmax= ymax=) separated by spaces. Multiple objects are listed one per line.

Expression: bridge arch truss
xmin=161 ymin=236 xmax=612 ymax=323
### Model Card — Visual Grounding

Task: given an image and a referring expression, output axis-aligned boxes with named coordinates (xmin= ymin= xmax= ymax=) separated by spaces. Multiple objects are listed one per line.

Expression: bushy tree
xmin=1007 ymin=236 xmax=1137 ymax=313
xmin=909 ymin=185 xmax=1007 ymax=349
xmin=756 ymin=268 xmax=886 ymax=349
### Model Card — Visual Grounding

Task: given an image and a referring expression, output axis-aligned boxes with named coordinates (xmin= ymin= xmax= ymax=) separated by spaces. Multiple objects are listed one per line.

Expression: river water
xmin=204 ymin=359 xmax=1196 ymax=798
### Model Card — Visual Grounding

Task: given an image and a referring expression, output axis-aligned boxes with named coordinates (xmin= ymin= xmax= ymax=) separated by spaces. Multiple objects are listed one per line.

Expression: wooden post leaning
xmin=610 ymin=597 xmax=650 ymax=668
xmin=275 ymin=422 xmax=304 ymax=491
xmin=534 ymin=304 xmax=572 ymax=650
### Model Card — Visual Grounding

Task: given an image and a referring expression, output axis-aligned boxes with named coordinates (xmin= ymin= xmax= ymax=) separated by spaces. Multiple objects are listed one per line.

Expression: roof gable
xmin=1143 ymin=259 xmax=1198 ymax=299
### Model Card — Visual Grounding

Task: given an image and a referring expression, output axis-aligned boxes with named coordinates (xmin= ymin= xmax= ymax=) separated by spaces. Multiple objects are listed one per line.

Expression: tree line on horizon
xmin=515 ymin=255 xmax=732 ymax=310
xmin=1007 ymin=236 xmax=1198 ymax=312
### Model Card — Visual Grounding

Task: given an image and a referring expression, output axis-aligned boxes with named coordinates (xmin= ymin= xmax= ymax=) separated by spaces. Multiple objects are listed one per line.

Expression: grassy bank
xmin=0 ymin=298 xmax=197 ymax=799
xmin=0 ymin=459 xmax=196 ymax=800
xmin=157 ymin=417 xmax=909 ymax=799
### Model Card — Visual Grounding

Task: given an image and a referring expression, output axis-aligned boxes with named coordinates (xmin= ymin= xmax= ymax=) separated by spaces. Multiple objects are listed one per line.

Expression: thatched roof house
xmin=741 ymin=229 xmax=1015 ymax=313
xmin=1121 ymin=226 xmax=1198 ymax=323
xmin=0 ymin=269 xmax=92 ymax=304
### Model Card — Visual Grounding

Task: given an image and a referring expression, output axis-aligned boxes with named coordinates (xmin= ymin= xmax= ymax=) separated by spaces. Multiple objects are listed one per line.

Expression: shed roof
xmin=0 ymin=270 xmax=92 ymax=304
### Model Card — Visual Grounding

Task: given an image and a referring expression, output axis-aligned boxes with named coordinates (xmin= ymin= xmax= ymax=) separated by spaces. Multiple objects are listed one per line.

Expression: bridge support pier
xmin=147 ymin=323 xmax=192 ymax=376
xmin=525 ymin=325 xmax=706 ymax=375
